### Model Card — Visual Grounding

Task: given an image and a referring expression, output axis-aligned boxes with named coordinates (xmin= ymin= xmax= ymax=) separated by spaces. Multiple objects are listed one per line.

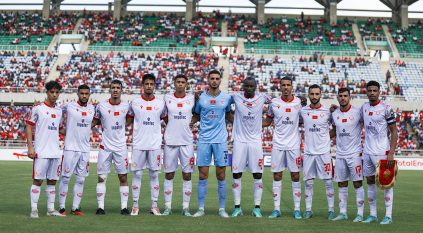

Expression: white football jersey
xmin=26 ymin=102 xmax=63 ymax=158
xmin=362 ymin=101 xmax=396 ymax=155
xmin=267 ymin=96 xmax=302 ymax=150
xmin=129 ymin=96 xmax=167 ymax=150
xmin=62 ymin=101 xmax=95 ymax=152
xmin=232 ymin=92 xmax=271 ymax=142
xmin=164 ymin=93 xmax=195 ymax=146
xmin=300 ymin=104 xmax=332 ymax=155
xmin=94 ymin=99 xmax=130 ymax=152
xmin=332 ymin=105 xmax=363 ymax=156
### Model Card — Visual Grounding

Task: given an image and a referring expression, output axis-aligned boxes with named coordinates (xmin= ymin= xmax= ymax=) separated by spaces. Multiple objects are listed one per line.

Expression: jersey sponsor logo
xmin=309 ymin=124 xmax=320 ymax=132
xmin=339 ymin=128 xmax=351 ymax=137
xmin=174 ymin=112 xmax=187 ymax=120
xmin=48 ymin=122 xmax=58 ymax=131
xmin=366 ymin=121 xmax=376 ymax=133
xmin=285 ymin=108 xmax=291 ymax=112
xmin=112 ymin=121 xmax=124 ymax=130
xmin=282 ymin=116 xmax=294 ymax=125
xmin=77 ymin=118 xmax=90 ymax=128
xmin=142 ymin=117 xmax=155 ymax=126
xmin=242 ymin=112 xmax=255 ymax=121
xmin=207 ymin=110 xmax=219 ymax=119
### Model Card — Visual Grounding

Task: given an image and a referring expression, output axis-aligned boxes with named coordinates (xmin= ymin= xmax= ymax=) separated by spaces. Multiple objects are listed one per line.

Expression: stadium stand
xmin=0 ymin=51 xmax=58 ymax=92
xmin=0 ymin=12 xmax=78 ymax=49
xmin=227 ymin=15 xmax=357 ymax=54
xmin=228 ymin=54 xmax=388 ymax=95
xmin=389 ymin=21 xmax=423 ymax=58
xmin=79 ymin=13 xmax=218 ymax=51
xmin=56 ymin=51 xmax=221 ymax=92
xmin=390 ymin=61 xmax=423 ymax=101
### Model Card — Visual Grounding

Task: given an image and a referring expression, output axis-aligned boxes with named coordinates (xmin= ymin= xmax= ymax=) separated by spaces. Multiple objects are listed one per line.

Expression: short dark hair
xmin=338 ymin=87 xmax=350 ymax=95
xmin=45 ymin=80 xmax=62 ymax=91
xmin=111 ymin=79 xmax=123 ymax=87
xmin=280 ymin=76 xmax=293 ymax=85
xmin=77 ymin=84 xmax=90 ymax=92
xmin=174 ymin=74 xmax=188 ymax=82
xmin=366 ymin=80 xmax=380 ymax=90
xmin=208 ymin=70 xmax=221 ymax=78
xmin=308 ymin=84 xmax=321 ymax=93
xmin=142 ymin=73 xmax=156 ymax=84
xmin=242 ymin=77 xmax=257 ymax=85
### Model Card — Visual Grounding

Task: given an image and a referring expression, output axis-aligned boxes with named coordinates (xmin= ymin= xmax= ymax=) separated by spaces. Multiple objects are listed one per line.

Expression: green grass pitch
xmin=0 ymin=161 xmax=422 ymax=233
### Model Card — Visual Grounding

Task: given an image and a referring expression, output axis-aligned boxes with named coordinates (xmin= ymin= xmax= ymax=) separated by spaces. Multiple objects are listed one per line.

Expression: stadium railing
xmin=1 ymin=87 xmax=411 ymax=101
xmin=399 ymin=52 xmax=423 ymax=59
xmin=0 ymin=45 xmax=49 ymax=51
xmin=246 ymin=49 xmax=359 ymax=57
xmin=87 ymin=46 xmax=206 ymax=53
xmin=1 ymin=140 xmax=422 ymax=156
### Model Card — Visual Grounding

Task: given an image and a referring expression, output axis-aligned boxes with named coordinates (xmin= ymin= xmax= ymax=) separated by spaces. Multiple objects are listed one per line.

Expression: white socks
xmin=253 ymin=179 xmax=263 ymax=206
xmin=272 ymin=180 xmax=282 ymax=211
xmin=384 ymin=188 xmax=393 ymax=218
xmin=338 ymin=187 xmax=348 ymax=214
xmin=30 ymin=185 xmax=41 ymax=210
xmin=355 ymin=186 xmax=365 ymax=216
xmin=292 ymin=181 xmax=301 ymax=211
xmin=72 ymin=175 xmax=85 ymax=210
xmin=164 ymin=179 xmax=174 ymax=209
xmin=120 ymin=186 xmax=129 ymax=209
xmin=46 ymin=185 xmax=56 ymax=211
xmin=305 ymin=179 xmax=314 ymax=211
xmin=232 ymin=178 xmax=242 ymax=206
xmin=324 ymin=179 xmax=335 ymax=212
xmin=96 ymin=182 xmax=106 ymax=209
xmin=149 ymin=170 xmax=159 ymax=208
xmin=131 ymin=171 xmax=142 ymax=208
xmin=59 ymin=176 xmax=70 ymax=209
xmin=368 ymin=184 xmax=377 ymax=217
xmin=182 ymin=180 xmax=192 ymax=209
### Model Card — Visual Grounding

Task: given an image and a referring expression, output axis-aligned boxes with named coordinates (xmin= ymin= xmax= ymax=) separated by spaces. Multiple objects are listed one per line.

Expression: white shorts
xmin=271 ymin=149 xmax=302 ymax=173
xmin=334 ymin=154 xmax=363 ymax=182
xmin=363 ymin=153 xmax=387 ymax=177
xmin=131 ymin=149 xmax=162 ymax=171
xmin=97 ymin=148 xmax=128 ymax=175
xmin=303 ymin=154 xmax=333 ymax=180
xmin=61 ymin=150 xmax=90 ymax=177
xmin=232 ymin=141 xmax=264 ymax=173
xmin=32 ymin=158 xmax=61 ymax=180
xmin=163 ymin=145 xmax=194 ymax=173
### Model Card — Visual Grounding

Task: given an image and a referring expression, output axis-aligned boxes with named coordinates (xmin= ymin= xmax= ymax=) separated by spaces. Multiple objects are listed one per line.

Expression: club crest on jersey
xmin=349 ymin=116 xmax=354 ymax=120
xmin=221 ymin=100 xmax=225 ymax=105
xmin=320 ymin=113 xmax=325 ymax=117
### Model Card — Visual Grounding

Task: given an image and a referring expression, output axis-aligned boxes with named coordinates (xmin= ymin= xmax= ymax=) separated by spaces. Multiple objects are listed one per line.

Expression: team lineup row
xmin=26 ymin=70 xmax=397 ymax=225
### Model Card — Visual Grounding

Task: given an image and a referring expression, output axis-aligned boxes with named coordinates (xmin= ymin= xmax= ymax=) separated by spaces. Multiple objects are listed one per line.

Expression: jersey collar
xmin=174 ymin=92 xmax=186 ymax=99
xmin=370 ymin=100 xmax=381 ymax=106
xmin=281 ymin=95 xmax=294 ymax=103
xmin=309 ymin=103 xmax=322 ymax=109
xmin=244 ymin=93 xmax=255 ymax=99
xmin=77 ymin=101 xmax=87 ymax=107
xmin=43 ymin=101 xmax=55 ymax=108
xmin=108 ymin=98 xmax=121 ymax=105
xmin=340 ymin=104 xmax=352 ymax=112
xmin=141 ymin=95 xmax=155 ymax=101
